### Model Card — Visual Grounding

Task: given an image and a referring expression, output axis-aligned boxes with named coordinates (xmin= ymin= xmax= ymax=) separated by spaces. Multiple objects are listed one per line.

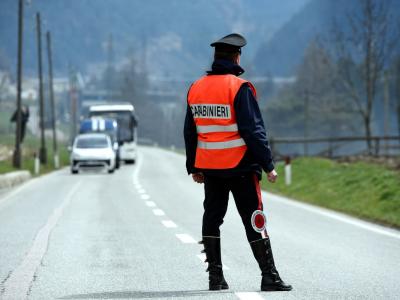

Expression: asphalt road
xmin=0 ymin=146 xmax=399 ymax=300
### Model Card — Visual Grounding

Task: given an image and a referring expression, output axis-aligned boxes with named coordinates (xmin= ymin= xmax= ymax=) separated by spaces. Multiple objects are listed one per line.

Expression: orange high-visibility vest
xmin=188 ymin=74 xmax=257 ymax=169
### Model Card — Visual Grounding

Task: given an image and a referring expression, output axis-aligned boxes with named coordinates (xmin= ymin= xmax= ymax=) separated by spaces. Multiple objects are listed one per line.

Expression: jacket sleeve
xmin=234 ymin=84 xmax=275 ymax=173
xmin=183 ymin=103 xmax=198 ymax=174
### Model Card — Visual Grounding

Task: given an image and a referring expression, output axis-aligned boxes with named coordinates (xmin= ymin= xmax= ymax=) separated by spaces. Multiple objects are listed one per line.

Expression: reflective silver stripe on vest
xmin=196 ymin=124 xmax=239 ymax=134
xmin=197 ymin=138 xmax=246 ymax=150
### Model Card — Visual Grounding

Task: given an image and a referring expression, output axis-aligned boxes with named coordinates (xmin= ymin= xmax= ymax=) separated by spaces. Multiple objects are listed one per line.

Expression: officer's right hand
xmin=192 ymin=172 xmax=204 ymax=184
xmin=267 ymin=169 xmax=278 ymax=183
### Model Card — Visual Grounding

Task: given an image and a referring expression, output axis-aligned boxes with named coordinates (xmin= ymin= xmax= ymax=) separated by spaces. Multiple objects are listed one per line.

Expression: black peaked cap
xmin=210 ymin=33 xmax=247 ymax=48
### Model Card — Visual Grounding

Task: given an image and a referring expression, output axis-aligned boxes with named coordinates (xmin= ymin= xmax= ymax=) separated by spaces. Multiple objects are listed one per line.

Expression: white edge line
xmin=263 ymin=191 xmax=400 ymax=240
xmin=2 ymin=180 xmax=82 ymax=299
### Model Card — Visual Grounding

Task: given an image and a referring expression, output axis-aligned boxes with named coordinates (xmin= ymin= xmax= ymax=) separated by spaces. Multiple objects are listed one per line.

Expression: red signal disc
xmin=251 ymin=210 xmax=266 ymax=233
xmin=255 ymin=214 xmax=265 ymax=228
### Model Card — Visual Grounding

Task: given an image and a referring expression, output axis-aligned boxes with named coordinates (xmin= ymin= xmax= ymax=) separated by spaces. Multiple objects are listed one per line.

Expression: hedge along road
xmin=0 ymin=146 xmax=399 ymax=300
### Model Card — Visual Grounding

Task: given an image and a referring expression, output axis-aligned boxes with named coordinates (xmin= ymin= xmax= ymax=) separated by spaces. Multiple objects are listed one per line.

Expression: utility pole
xmin=304 ymin=89 xmax=310 ymax=156
xmin=46 ymin=31 xmax=58 ymax=168
xmin=36 ymin=12 xmax=47 ymax=164
xmin=69 ymin=65 xmax=78 ymax=144
xmin=106 ymin=33 xmax=114 ymax=98
xmin=383 ymin=70 xmax=390 ymax=156
xmin=12 ymin=0 xmax=24 ymax=168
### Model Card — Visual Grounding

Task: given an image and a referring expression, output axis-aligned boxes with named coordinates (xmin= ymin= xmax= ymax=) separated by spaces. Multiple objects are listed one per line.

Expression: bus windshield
xmin=89 ymin=111 xmax=134 ymax=142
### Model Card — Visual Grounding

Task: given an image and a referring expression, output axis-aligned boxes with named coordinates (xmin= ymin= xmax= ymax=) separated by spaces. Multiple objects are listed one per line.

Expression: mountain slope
xmin=0 ymin=0 xmax=309 ymax=78
xmin=254 ymin=0 xmax=400 ymax=76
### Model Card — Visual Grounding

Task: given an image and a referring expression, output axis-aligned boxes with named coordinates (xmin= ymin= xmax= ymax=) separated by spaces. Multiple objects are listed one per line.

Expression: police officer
xmin=184 ymin=33 xmax=292 ymax=292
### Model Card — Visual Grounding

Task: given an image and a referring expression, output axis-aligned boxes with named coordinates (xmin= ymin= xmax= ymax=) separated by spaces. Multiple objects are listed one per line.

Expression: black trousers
xmin=202 ymin=173 xmax=265 ymax=243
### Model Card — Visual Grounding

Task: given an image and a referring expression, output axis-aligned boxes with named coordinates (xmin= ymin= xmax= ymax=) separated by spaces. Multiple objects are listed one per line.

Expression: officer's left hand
xmin=267 ymin=169 xmax=278 ymax=183
xmin=192 ymin=172 xmax=204 ymax=184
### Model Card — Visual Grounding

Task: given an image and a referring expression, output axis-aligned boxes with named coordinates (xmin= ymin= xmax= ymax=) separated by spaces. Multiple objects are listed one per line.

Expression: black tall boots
xmin=201 ymin=237 xmax=229 ymax=290
xmin=250 ymin=238 xmax=292 ymax=291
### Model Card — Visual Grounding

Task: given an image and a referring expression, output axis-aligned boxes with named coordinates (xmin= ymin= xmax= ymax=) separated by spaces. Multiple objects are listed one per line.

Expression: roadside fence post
xmin=54 ymin=153 xmax=59 ymax=169
xmin=374 ymin=138 xmax=380 ymax=157
xmin=284 ymin=156 xmax=292 ymax=186
xmin=34 ymin=152 xmax=40 ymax=175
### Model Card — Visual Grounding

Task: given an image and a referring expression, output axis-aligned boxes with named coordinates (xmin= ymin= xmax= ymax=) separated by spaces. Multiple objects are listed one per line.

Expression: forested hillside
xmin=0 ymin=0 xmax=309 ymax=78
xmin=254 ymin=0 xmax=400 ymax=76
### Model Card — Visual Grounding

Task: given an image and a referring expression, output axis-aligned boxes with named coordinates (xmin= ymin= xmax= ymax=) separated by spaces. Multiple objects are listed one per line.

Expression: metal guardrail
xmin=270 ymin=136 xmax=400 ymax=159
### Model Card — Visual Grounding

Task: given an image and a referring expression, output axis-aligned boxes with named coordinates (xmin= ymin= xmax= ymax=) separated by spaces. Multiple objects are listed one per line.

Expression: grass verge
xmin=0 ymin=134 xmax=70 ymax=176
xmin=262 ymin=157 xmax=400 ymax=228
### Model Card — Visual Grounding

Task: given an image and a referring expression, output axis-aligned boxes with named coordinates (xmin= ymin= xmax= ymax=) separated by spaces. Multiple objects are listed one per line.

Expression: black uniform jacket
xmin=184 ymin=59 xmax=274 ymax=179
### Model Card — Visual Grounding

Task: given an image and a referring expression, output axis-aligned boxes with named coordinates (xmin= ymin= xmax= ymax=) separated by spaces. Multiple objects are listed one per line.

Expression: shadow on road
xmin=59 ymin=289 xmax=233 ymax=299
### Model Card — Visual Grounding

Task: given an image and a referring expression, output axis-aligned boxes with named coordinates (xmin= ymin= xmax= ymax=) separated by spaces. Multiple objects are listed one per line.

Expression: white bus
xmin=89 ymin=103 xmax=138 ymax=164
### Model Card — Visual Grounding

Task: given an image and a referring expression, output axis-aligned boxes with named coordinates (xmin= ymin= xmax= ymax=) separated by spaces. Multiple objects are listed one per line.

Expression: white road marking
xmin=175 ymin=233 xmax=197 ymax=244
xmin=161 ymin=220 xmax=177 ymax=228
xmin=196 ymin=253 xmax=229 ymax=270
xmin=140 ymin=194 xmax=150 ymax=200
xmin=235 ymin=292 xmax=265 ymax=300
xmin=1 ymin=180 xmax=82 ymax=300
xmin=153 ymin=209 xmax=165 ymax=216
xmin=137 ymin=188 xmax=146 ymax=194
xmin=132 ymin=152 xmax=142 ymax=185
xmin=264 ymin=191 xmax=400 ymax=240
xmin=145 ymin=201 xmax=156 ymax=207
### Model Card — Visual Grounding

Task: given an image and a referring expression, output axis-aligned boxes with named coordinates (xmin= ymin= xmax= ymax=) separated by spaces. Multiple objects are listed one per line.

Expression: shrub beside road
xmin=263 ymin=157 xmax=400 ymax=228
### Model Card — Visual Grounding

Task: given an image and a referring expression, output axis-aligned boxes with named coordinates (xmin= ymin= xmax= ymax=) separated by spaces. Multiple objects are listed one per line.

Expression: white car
xmin=70 ymin=133 xmax=116 ymax=174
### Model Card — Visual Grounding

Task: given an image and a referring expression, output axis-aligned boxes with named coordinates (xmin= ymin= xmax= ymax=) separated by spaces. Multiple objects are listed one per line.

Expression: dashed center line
xmin=145 ymin=201 xmax=156 ymax=207
xmin=175 ymin=233 xmax=197 ymax=244
xmin=161 ymin=220 xmax=177 ymax=228
xmin=132 ymin=151 xmax=261 ymax=300
xmin=235 ymin=292 xmax=265 ymax=300
xmin=196 ymin=253 xmax=229 ymax=270
xmin=131 ymin=152 xmax=142 ymax=185
xmin=152 ymin=209 xmax=165 ymax=216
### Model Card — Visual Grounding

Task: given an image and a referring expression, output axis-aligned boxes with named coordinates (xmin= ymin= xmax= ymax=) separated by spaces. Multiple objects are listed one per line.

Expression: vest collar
xmin=207 ymin=59 xmax=245 ymax=76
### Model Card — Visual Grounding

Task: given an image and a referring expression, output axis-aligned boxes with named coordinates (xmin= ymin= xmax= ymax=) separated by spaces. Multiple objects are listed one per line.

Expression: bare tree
xmin=0 ymin=73 xmax=6 ymax=107
xmin=119 ymin=49 xmax=149 ymax=106
xmin=296 ymin=41 xmax=360 ymax=137
xmin=333 ymin=0 xmax=397 ymax=153
xmin=394 ymin=56 xmax=400 ymax=137
xmin=265 ymin=40 xmax=360 ymax=146
xmin=0 ymin=49 xmax=10 ymax=108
